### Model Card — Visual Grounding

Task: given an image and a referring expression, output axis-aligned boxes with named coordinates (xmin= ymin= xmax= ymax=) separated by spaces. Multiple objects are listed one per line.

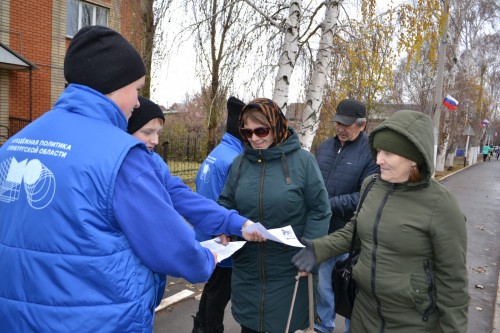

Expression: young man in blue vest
xmin=192 ymin=97 xmax=245 ymax=333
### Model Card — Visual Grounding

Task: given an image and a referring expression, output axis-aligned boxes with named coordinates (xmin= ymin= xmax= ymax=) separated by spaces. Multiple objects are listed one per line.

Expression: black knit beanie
xmin=127 ymin=96 xmax=165 ymax=134
xmin=64 ymin=25 xmax=146 ymax=94
xmin=373 ymin=129 xmax=424 ymax=166
xmin=226 ymin=96 xmax=245 ymax=142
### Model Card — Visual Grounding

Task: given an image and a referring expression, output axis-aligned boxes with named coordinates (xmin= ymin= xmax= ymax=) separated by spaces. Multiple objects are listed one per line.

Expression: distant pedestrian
xmin=495 ymin=146 xmax=500 ymax=160
xmin=481 ymin=144 xmax=493 ymax=162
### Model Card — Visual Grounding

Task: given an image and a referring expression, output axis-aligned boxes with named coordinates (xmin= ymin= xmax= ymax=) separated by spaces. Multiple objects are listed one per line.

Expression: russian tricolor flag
xmin=443 ymin=95 xmax=458 ymax=110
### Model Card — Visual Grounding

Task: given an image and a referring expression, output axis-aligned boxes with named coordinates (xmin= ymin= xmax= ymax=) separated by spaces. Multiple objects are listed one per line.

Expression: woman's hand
xmin=291 ymin=238 xmax=316 ymax=272
xmin=217 ymin=234 xmax=230 ymax=245
xmin=241 ymin=220 xmax=266 ymax=242
xmin=210 ymin=250 xmax=218 ymax=265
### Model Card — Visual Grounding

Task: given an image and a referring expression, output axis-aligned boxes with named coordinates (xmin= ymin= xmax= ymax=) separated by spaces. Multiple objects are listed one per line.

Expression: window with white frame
xmin=66 ymin=0 xmax=109 ymax=37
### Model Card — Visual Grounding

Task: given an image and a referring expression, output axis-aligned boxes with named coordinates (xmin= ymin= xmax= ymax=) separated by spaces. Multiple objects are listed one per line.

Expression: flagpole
xmin=464 ymin=111 xmax=469 ymax=167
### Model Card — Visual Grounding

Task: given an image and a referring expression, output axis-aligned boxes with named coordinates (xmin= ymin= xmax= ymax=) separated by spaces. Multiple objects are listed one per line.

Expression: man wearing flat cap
xmin=313 ymin=99 xmax=379 ymax=333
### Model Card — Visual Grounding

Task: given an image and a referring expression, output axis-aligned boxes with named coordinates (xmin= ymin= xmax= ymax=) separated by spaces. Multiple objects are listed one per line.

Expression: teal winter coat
xmin=218 ymin=128 xmax=331 ymax=333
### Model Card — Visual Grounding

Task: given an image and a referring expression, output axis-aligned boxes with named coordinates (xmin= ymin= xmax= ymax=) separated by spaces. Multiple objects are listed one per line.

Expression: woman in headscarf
xmin=293 ymin=110 xmax=469 ymax=332
xmin=218 ymin=98 xmax=331 ymax=332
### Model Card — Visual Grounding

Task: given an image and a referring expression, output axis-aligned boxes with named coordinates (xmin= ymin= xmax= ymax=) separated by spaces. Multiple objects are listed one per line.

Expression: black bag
xmin=331 ymin=176 xmax=376 ymax=320
xmin=332 ymin=250 xmax=359 ymax=319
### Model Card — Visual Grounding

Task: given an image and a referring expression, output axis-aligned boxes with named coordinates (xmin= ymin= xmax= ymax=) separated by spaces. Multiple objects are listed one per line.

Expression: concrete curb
xmin=155 ymin=289 xmax=195 ymax=313
xmin=438 ymin=160 xmax=500 ymax=331
xmin=436 ymin=160 xmax=478 ymax=182
xmin=494 ymin=276 xmax=500 ymax=332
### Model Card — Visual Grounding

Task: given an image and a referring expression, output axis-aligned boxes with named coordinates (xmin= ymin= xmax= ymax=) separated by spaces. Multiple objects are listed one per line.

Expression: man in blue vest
xmin=0 ymin=26 xmax=261 ymax=333
xmin=192 ymin=97 xmax=245 ymax=333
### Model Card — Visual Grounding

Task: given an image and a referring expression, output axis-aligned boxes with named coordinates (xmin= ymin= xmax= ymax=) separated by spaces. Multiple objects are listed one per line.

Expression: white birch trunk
xmin=446 ymin=152 xmax=455 ymax=167
xmin=469 ymin=146 xmax=478 ymax=165
xmin=436 ymin=109 xmax=452 ymax=172
xmin=298 ymin=0 xmax=341 ymax=151
xmin=272 ymin=0 xmax=301 ymax=115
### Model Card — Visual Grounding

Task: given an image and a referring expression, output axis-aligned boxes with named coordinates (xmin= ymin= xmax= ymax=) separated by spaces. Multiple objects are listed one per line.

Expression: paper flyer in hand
xmin=200 ymin=238 xmax=246 ymax=262
xmin=243 ymin=223 xmax=304 ymax=247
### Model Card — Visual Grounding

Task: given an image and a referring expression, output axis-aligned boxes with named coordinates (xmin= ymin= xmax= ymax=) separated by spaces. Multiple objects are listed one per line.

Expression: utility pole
xmin=431 ymin=0 xmax=450 ymax=170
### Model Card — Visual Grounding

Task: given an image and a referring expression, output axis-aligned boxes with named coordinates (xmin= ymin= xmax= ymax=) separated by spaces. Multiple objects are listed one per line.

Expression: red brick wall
xmin=5 ymin=0 xmax=142 ymax=133
xmin=9 ymin=0 xmax=53 ymax=121
xmin=121 ymin=0 xmax=144 ymax=53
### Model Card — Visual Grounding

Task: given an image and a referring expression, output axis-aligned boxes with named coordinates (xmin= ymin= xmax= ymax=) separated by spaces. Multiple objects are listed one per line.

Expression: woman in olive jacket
xmin=293 ymin=110 xmax=469 ymax=332
xmin=218 ymin=98 xmax=331 ymax=333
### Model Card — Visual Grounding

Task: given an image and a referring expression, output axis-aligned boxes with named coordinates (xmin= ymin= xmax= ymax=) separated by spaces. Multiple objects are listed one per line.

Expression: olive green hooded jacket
xmin=313 ymin=110 xmax=469 ymax=332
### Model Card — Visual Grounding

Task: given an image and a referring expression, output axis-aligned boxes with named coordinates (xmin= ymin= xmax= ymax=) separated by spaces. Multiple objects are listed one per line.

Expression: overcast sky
xmin=150 ymin=0 xmax=403 ymax=107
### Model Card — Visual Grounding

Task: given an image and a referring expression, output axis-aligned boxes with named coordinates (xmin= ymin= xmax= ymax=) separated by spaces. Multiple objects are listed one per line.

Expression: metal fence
xmin=9 ymin=117 xmax=31 ymax=137
xmin=2 ymin=119 xmax=207 ymax=188
xmin=157 ymin=135 xmax=208 ymax=187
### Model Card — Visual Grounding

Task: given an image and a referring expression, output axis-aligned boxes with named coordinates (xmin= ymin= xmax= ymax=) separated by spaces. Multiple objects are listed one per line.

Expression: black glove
xmin=291 ymin=238 xmax=316 ymax=272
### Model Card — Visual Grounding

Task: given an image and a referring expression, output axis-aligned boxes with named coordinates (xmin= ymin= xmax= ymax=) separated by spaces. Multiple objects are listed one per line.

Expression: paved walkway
xmin=439 ymin=159 xmax=500 ymax=332
xmin=154 ymin=159 xmax=500 ymax=332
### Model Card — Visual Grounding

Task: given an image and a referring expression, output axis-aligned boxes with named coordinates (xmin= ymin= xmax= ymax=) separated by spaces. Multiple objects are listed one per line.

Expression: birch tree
xmin=270 ymin=0 xmax=301 ymax=114
xmin=389 ymin=0 xmax=499 ymax=171
xmin=431 ymin=0 xmax=499 ymax=170
xmin=179 ymin=0 xmax=265 ymax=152
xmin=168 ymin=0 xmax=343 ymax=151
xmin=150 ymin=0 xmax=498 ymax=157
xmin=319 ymin=0 xmax=398 ymax=144
xmin=296 ymin=0 xmax=342 ymax=151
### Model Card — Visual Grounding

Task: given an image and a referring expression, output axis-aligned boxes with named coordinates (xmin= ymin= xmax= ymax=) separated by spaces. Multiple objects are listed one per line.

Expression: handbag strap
xmin=347 ymin=174 xmax=377 ymax=263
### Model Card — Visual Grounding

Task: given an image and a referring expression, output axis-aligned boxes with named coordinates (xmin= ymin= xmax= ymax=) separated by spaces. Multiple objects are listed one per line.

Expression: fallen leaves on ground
xmin=472 ymin=266 xmax=488 ymax=273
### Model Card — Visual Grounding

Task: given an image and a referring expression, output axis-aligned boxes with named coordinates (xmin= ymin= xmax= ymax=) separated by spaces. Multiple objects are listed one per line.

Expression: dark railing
xmin=9 ymin=117 xmax=31 ymax=137
xmin=0 ymin=125 xmax=9 ymax=147
xmin=1 ymin=119 xmax=207 ymax=188
xmin=0 ymin=124 xmax=10 ymax=139
xmin=158 ymin=136 xmax=208 ymax=187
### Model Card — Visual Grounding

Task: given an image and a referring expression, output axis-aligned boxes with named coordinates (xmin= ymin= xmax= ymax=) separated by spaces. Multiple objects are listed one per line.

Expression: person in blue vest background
xmin=0 ymin=25 xmax=262 ymax=333
xmin=191 ymin=96 xmax=246 ymax=333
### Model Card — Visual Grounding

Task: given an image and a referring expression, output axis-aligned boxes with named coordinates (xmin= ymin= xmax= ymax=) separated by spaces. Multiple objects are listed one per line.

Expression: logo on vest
xmin=199 ymin=163 xmax=211 ymax=183
xmin=0 ymin=157 xmax=56 ymax=209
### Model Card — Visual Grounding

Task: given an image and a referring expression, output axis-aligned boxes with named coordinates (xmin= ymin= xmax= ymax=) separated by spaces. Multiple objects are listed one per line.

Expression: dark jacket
xmin=218 ymin=128 xmax=331 ymax=333
xmin=315 ymin=131 xmax=379 ymax=232
xmin=313 ymin=110 xmax=469 ymax=332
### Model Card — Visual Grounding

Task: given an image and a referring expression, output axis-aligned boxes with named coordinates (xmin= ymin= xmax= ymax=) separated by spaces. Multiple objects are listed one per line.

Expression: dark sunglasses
xmin=240 ymin=127 xmax=271 ymax=138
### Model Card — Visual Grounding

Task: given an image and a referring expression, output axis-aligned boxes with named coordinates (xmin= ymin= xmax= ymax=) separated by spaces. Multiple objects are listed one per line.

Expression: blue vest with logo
xmin=0 ymin=85 xmax=159 ymax=332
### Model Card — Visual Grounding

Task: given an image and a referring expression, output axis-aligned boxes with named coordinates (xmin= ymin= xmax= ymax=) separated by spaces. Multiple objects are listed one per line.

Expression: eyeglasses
xmin=240 ymin=127 xmax=271 ymax=138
